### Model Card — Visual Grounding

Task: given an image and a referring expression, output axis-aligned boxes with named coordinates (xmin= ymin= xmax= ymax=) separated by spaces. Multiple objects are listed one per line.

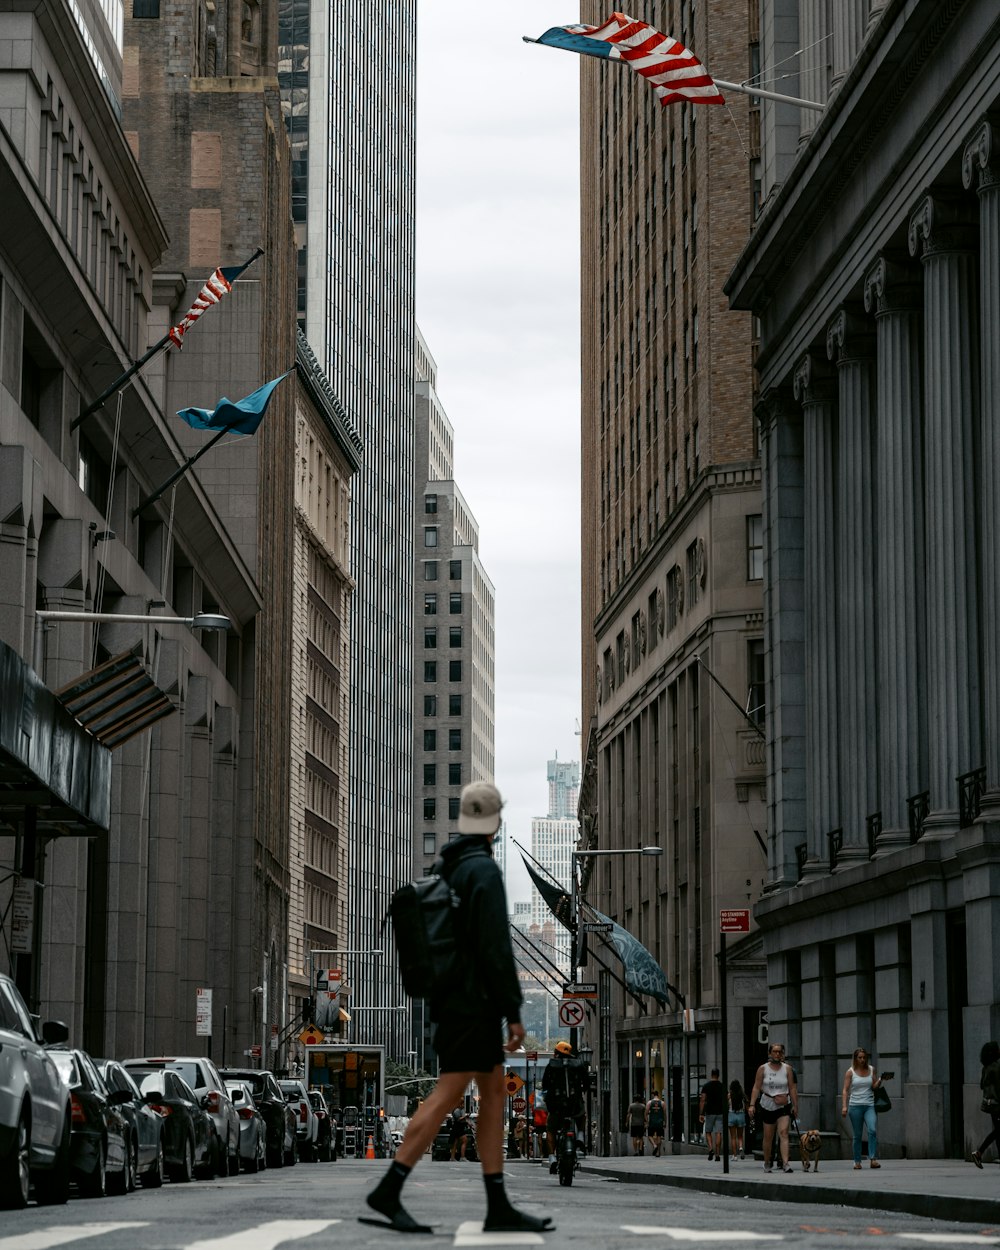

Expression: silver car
xmin=123 ymin=1056 xmax=240 ymax=1177
xmin=278 ymin=1079 xmax=318 ymax=1162
xmin=0 ymin=974 xmax=72 ymax=1207
xmin=224 ymin=1080 xmax=266 ymax=1173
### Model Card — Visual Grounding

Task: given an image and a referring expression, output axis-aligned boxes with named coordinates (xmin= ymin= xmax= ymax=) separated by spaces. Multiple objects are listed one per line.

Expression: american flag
xmin=168 ymin=249 xmax=262 ymax=349
xmin=534 ymin=12 xmax=725 ymax=108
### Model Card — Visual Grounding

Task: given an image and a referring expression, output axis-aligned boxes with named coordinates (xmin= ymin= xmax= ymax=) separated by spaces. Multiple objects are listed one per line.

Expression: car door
xmin=114 ymin=1064 xmax=158 ymax=1168
xmin=0 ymin=985 xmax=28 ymax=1150
xmin=206 ymin=1060 xmax=239 ymax=1148
xmin=173 ymin=1074 xmax=211 ymax=1164
xmin=2 ymin=983 xmax=61 ymax=1158
xmin=80 ymin=1053 xmax=125 ymax=1170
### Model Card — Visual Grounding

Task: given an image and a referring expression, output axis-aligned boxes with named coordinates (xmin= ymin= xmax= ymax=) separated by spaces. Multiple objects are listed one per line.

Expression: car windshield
xmin=132 ymin=1061 xmax=204 ymax=1089
xmin=50 ymin=1052 xmax=80 ymax=1086
xmin=137 ymin=1074 xmax=165 ymax=1097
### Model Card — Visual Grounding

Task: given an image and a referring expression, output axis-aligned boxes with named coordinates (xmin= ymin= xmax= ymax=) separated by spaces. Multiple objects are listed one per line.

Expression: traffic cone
xmin=365 ymin=1134 xmax=375 ymax=1159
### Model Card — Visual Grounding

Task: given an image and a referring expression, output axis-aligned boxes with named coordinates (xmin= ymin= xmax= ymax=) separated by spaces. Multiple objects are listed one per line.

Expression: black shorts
xmin=434 ymin=1015 xmax=503 ymax=1073
xmin=648 ymin=1118 xmax=665 ymax=1134
xmin=758 ymin=1104 xmax=792 ymax=1125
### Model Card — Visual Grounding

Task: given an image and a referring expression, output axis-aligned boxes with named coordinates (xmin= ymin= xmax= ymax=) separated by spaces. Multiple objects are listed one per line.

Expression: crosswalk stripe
xmin=897 ymin=1238 xmax=1000 ymax=1245
xmin=453 ymin=1220 xmax=546 ymax=1246
xmin=622 ymin=1229 xmax=785 ymax=1242
xmin=184 ymin=1221 xmax=340 ymax=1250
xmin=0 ymin=1225 xmax=150 ymax=1250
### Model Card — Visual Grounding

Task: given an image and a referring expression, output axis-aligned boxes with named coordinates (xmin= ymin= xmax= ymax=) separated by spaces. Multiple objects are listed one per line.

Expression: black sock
xmin=483 ymin=1172 xmax=512 ymax=1217
xmin=369 ymin=1160 xmax=411 ymax=1213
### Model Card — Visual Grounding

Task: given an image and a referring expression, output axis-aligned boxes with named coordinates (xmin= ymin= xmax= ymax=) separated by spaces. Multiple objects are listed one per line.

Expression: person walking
xmin=749 ymin=1043 xmax=799 ymax=1173
xmin=972 ymin=1040 xmax=1000 ymax=1168
xmin=625 ymin=1093 xmax=647 ymax=1155
xmin=365 ymin=782 xmax=553 ymax=1235
xmin=728 ymin=1080 xmax=748 ymax=1161
xmin=645 ymin=1089 xmax=667 ymax=1157
xmin=699 ymin=1069 xmax=726 ymax=1161
xmin=449 ymin=1106 xmax=470 ymax=1161
xmin=841 ymin=1047 xmax=883 ymax=1169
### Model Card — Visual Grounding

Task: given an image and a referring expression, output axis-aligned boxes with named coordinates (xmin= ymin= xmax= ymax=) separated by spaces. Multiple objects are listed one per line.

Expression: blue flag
xmin=175 ymin=370 xmax=291 ymax=436
xmin=590 ymin=907 xmax=672 ymax=1008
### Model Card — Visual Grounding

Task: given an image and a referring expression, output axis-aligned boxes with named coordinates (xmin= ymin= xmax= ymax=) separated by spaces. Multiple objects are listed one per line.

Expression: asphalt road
xmin=10 ymin=1158 xmax=1000 ymax=1249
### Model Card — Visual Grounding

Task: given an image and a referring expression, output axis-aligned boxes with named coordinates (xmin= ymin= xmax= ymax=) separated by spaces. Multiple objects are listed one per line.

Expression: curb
xmin=579 ymin=1164 xmax=1000 ymax=1227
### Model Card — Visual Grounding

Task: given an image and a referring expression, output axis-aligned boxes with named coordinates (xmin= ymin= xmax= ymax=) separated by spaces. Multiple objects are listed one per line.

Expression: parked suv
xmin=278 ymin=1079 xmax=317 ymax=1162
xmin=124 ymin=1056 xmax=239 ymax=1176
xmin=219 ymin=1068 xmax=296 ymax=1168
xmin=0 ymin=973 xmax=72 ymax=1208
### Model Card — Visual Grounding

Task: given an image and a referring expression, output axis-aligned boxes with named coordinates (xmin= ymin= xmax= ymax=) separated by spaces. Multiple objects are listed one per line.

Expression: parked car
xmin=48 ymin=1049 xmax=130 ymax=1198
xmin=308 ymin=1091 xmax=332 ymax=1162
xmin=219 ymin=1068 xmax=295 ymax=1167
xmin=224 ymin=1081 xmax=266 ymax=1173
xmin=131 ymin=1069 xmax=216 ymax=1182
xmin=96 ymin=1060 xmax=165 ymax=1190
xmin=278 ymin=1079 xmax=317 ymax=1162
xmin=124 ymin=1056 xmax=239 ymax=1176
xmin=0 ymin=973 xmax=72 ymax=1208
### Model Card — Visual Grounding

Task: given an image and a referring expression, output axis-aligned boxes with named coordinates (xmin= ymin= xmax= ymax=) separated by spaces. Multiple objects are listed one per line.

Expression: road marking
xmin=0 ymin=1226 xmax=149 ymax=1250
xmin=623 ymin=1229 xmax=784 ymax=1242
xmin=453 ymin=1221 xmax=546 ymax=1246
xmin=898 ymin=1238 xmax=1000 ymax=1246
xmin=185 ymin=1221 xmax=340 ymax=1250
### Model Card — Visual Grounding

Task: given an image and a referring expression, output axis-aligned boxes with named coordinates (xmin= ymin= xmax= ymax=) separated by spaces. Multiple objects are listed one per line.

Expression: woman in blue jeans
xmin=841 ymin=1048 xmax=883 ymax=1168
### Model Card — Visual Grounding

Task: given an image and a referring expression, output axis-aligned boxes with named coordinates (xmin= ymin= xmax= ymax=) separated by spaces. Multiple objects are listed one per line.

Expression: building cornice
xmin=295 ymin=330 xmax=363 ymax=473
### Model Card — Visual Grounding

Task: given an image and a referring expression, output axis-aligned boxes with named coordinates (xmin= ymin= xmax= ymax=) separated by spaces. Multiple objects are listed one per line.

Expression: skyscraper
xmin=530 ymin=758 xmax=580 ymax=968
xmin=277 ymin=2 xmax=417 ymax=1053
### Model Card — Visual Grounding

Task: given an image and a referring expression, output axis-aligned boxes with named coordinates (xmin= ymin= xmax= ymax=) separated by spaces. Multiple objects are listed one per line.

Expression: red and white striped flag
xmin=168 ymin=250 xmax=262 ymax=349
xmin=535 ymin=12 xmax=725 ymax=108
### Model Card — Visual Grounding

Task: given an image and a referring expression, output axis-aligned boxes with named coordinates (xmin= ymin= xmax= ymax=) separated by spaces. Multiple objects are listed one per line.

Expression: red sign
xmin=525 ymin=1051 xmax=538 ymax=1062
xmin=720 ymin=909 xmax=751 ymax=933
xmin=513 ymin=1097 xmax=527 ymax=1113
xmin=250 ymin=1044 xmax=262 ymax=1058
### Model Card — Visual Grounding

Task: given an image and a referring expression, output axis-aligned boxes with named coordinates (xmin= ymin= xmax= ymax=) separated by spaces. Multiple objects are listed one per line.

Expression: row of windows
xmin=423 ymin=797 xmax=461 ymax=821
xmin=423 ymin=694 xmax=462 ymax=716
xmin=423 ymin=592 xmax=463 ymax=614
xmin=422 ymin=627 xmax=463 ymax=648
xmin=423 ymin=660 xmax=463 ymax=682
xmin=422 ymin=728 xmax=462 ymax=751
xmin=422 ymin=559 xmax=463 ymax=581
xmin=423 ymin=762 xmax=462 ymax=785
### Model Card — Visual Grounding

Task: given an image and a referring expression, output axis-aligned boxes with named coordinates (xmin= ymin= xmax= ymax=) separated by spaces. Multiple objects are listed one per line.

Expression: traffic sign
xmin=299 ymin=1024 xmax=324 ymax=1046
xmin=558 ymin=999 xmax=585 ymax=1028
xmin=584 ymin=922 xmax=613 ymax=934
xmin=562 ymin=982 xmax=598 ymax=999
xmin=525 ymin=1051 xmax=538 ymax=1062
xmin=512 ymin=1097 xmax=527 ymax=1113
xmin=720 ymin=909 xmax=751 ymax=933
xmin=504 ymin=1074 xmax=524 ymax=1095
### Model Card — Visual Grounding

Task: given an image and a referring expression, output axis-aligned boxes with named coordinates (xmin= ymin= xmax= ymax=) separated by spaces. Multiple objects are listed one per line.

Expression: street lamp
xmin=34 ymin=608 xmax=231 ymax=670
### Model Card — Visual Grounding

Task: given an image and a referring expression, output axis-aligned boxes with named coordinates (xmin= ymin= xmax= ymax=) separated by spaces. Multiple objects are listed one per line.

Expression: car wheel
xmin=109 ymin=1135 xmax=136 ymax=1195
xmin=35 ymin=1112 xmax=71 ymax=1206
xmin=81 ymin=1141 xmax=108 ymax=1199
xmin=0 ymin=1111 xmax=31 ymax=1209
xmin=284 ymin=1140 xmax=297 ymax=1166
xmin=141 ymin=1134 xmax=165 ymax=1189
xmin=266 ymin=1141 xmax=283 ymax=1168
xmin=228 ymin=1135 xmax=240 ymax=1176
xmin=168 ymin=1135 xmax=195 ymax=1184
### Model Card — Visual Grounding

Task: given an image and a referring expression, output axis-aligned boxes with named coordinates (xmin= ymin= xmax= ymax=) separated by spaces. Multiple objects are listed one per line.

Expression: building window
xmin=423 ymin=729 xmax=437 ymax=751
xmin=423 ymin=628 xmax=437 ymax=649
xmin=449 ymin=560 xmax=462 ymax=580
xmin=667 ymin=567 xmax=679 ymax=630
xmin=423 ymin=834 xmax=436 ymax=856
xmin=448 ymin=798 xmax=460 ymax=820
xmin=424 ymin=527 xmax=438 ymax=548
xmin=424 ymin=593 xmax=437 ymax=615
xmin=449 ymin=660 xmax=462 ymax=681
xmin=423 ymin=763 xmax=436 ymax=785
xmin=449 ymin=694 xmax=462 ymax=716
xmin=448 ymin=729 xmax=462 ymax=751
xmin=747 ymin=514 xmax=763 ymax=581
xmin=631 ymin=611 xmax=642 ymax=670
xmin=424 ymin=696 xmax=437 ymax=717
xmin=616 ymin=631 xmax=627 ymax=687
xmin=132 ymin=0 xmax=160 ymax=14
xmin=449 ymin=626 xmax=462 ymax=648
xmin=747 ymin=638 xmax=766 ymax=725
xmin=423 ymin=798 xmax=436 ymax=821
xmin=686 ymin=540 xmax=699 ymax=608
xmin=424 ymin=662 xmax=437 ymax=682
xmin=424 ymin=494 xmax=438 ymax=514
xmin=424 ymin=561 xmax=439 ymax=581
xmin=449 ymin=592 xmax=462 ymax=614
xmin=448 ymin=763 xmax=462 ymax=785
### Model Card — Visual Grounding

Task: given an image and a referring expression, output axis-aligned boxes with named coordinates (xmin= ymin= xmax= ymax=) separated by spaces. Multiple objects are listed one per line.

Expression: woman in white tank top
xmin=841 ymin=1047 xmax=882 ymax=1169
xmin=749 ymin=1043 xmax=799 ymax=1173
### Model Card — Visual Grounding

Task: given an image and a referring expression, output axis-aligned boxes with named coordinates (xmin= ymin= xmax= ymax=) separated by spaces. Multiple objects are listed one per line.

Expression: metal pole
xmin=569 ymin=854 xmax=578 ymax=1049
xmin=721 ymin=930 xmax=729 ymax=1174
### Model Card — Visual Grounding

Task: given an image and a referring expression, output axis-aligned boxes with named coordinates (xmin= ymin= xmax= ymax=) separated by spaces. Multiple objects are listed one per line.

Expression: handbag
xmin=873 ymin=1085 xmax=892 ymax=1113
xmin=981 ymin=1097 xmax=999 ymax=1114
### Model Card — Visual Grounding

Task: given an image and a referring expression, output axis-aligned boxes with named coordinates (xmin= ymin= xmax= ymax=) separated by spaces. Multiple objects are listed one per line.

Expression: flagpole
xmin=521 ymin=36 xmax=824 ymax=110
xmin=71 ymin=340 xmax=170 ymax=433
xmin=132 ymin=424 xmax=233 ymax=519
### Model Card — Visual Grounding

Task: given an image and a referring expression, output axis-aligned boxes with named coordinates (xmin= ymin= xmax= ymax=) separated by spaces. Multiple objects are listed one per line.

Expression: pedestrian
xmin=728 ymin=1080 xmax=748 ymax=1160
xmin=749 ymin=1042 xmax=799 ymax=1173
xmin=540 ymin=1040 xmax=588 ymax=1170
xmin=514 ymin=1114 xmax=529 ymax=1159
xmin=840 ymin=1047 xmax=883 ymax=1169
xmin=449 ymin=1106 xmax=470 ymax=1161
xmin=645 ymin=1089 xmax=667 ymax=1157
xmin=972 ymin=1040 xmax=1000 ymax=1168
xmin=364 ymin=782 xmax=553 ymax=1235
xmin=625 ymin=1092 xmax=647 ymax=1155
xmin=698 ymin=1069 xmax=726 ymax=1161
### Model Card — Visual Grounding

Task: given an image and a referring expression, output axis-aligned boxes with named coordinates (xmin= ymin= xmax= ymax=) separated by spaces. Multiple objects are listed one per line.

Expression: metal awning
xmin=0 ymin=640 xmax=112 ymax=837
xmin=54 ymin=652 xmax=175 ymax=749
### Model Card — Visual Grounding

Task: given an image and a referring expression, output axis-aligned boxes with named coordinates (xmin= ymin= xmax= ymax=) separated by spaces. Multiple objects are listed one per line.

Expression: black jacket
xmin=541 ymin=1055 xmax=588 ymax=1112
xmin=432 ymin=835 xmax=523 ymax=1025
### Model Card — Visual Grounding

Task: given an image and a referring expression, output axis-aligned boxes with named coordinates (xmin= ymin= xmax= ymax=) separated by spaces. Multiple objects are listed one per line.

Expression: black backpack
xmin=388 ymin=861 xmax=462 ymax=998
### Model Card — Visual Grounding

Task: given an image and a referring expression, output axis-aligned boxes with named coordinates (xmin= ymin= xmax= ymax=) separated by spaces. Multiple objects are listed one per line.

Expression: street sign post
xmin=195 ymin=988 xmax=212 ymax=1038
xmin=717 ymin=909 xmax=752 ymax=1175
xmin=583 ymin=922 xmax=613 ymax=934
xmin=562 ymin=982 xmax=597 ymax=1000
xmin=558 ymin=999 xmax=585 ymax=1028
xmin=512 ymin=1096 xmax=527 ymax=1114
xmin=720 ymin=909 xmax=751 ymax=933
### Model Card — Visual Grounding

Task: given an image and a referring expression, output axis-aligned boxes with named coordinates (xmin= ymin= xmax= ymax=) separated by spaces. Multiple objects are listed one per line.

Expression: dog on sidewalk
xmin=798 ymin=1128 xmax=822 ymax=1172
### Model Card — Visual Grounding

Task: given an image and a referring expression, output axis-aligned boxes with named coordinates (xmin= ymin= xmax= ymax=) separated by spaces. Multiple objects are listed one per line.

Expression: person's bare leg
xmin=396 ymin=1073 xmax=469 ymax=1168
xmin=763 ymin=1122 xmax=775 ymax=1167
xmin=778 ymin=1120 xmax=791 ymax=1166
xmin=478 ymin=1066 xmax=552 ymax=1233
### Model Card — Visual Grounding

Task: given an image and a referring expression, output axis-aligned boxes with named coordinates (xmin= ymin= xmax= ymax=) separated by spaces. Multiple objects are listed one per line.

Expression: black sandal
xmin=483 ymin=1210 xmax=555 ymax=1233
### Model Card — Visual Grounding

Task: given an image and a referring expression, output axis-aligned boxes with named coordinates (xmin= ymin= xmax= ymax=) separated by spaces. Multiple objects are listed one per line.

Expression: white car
xmin=0 ymin=974 xmax=73 ymax=1207
xmin=278 ymin=1079 xmax=318 ymax=1162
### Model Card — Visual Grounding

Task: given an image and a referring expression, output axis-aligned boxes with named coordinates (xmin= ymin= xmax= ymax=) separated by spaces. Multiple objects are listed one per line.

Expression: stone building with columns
xmin=727 ymin=0 xmax=1000 ymax=1158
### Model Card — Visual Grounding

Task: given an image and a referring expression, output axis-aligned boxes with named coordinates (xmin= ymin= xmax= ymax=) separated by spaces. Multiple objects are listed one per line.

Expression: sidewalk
xmin=549 ymin=1151 xmax=1000 ymax=1225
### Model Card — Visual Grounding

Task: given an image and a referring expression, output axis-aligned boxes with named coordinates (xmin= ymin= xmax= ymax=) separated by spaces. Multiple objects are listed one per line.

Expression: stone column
xmin=826 ymin=311 xmax=878 ymax=861
xmin=863 ymin=256 xmax=927 ymax=853
xmin=908 ymin=195 xmax=981 ymax=835
xmin=963 ymin=119 xmax=1000 ymax=820
xmin=866 ymin=0 xmax=890 ymax=34
xmin=757 ymin=389 xmax=805 ymax=889
xmin=831 ymin=0 xmax=866 ymax=90
xmin=798 ymin=0 xmax=830 ymax=144
xmin=793 ymin=354 xmax=839 ymax=873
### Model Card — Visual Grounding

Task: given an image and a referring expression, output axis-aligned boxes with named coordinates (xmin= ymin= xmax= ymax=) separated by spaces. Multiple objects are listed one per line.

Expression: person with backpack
xmin=541 ymin=1040 xmax=589 ymax=1169
xmin=645 ymin=1089 xmax=667 ymax=1157
xmin=365 ymin=782 xmax=554 ymax=1236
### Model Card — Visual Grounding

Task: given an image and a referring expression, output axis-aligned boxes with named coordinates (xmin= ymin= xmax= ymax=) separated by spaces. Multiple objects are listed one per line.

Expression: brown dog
xmin=799 ymin=1129 xmax=822 ymax=1172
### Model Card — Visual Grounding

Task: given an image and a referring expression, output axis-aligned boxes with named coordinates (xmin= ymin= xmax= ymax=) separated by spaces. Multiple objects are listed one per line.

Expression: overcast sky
xmin=416 ymin=4 xmax=583 ymax=904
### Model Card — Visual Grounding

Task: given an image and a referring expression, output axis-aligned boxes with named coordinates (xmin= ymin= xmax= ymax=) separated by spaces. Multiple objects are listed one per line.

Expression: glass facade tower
xmin=278 ymin=0 xmax=417 ymax=1056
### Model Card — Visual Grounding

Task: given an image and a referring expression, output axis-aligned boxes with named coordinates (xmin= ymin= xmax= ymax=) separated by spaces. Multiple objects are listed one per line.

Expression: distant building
xmin=530 ymin=758 xmax=581 ymax=969
xmin=547 ymin=756 xmax=580 ymax=819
